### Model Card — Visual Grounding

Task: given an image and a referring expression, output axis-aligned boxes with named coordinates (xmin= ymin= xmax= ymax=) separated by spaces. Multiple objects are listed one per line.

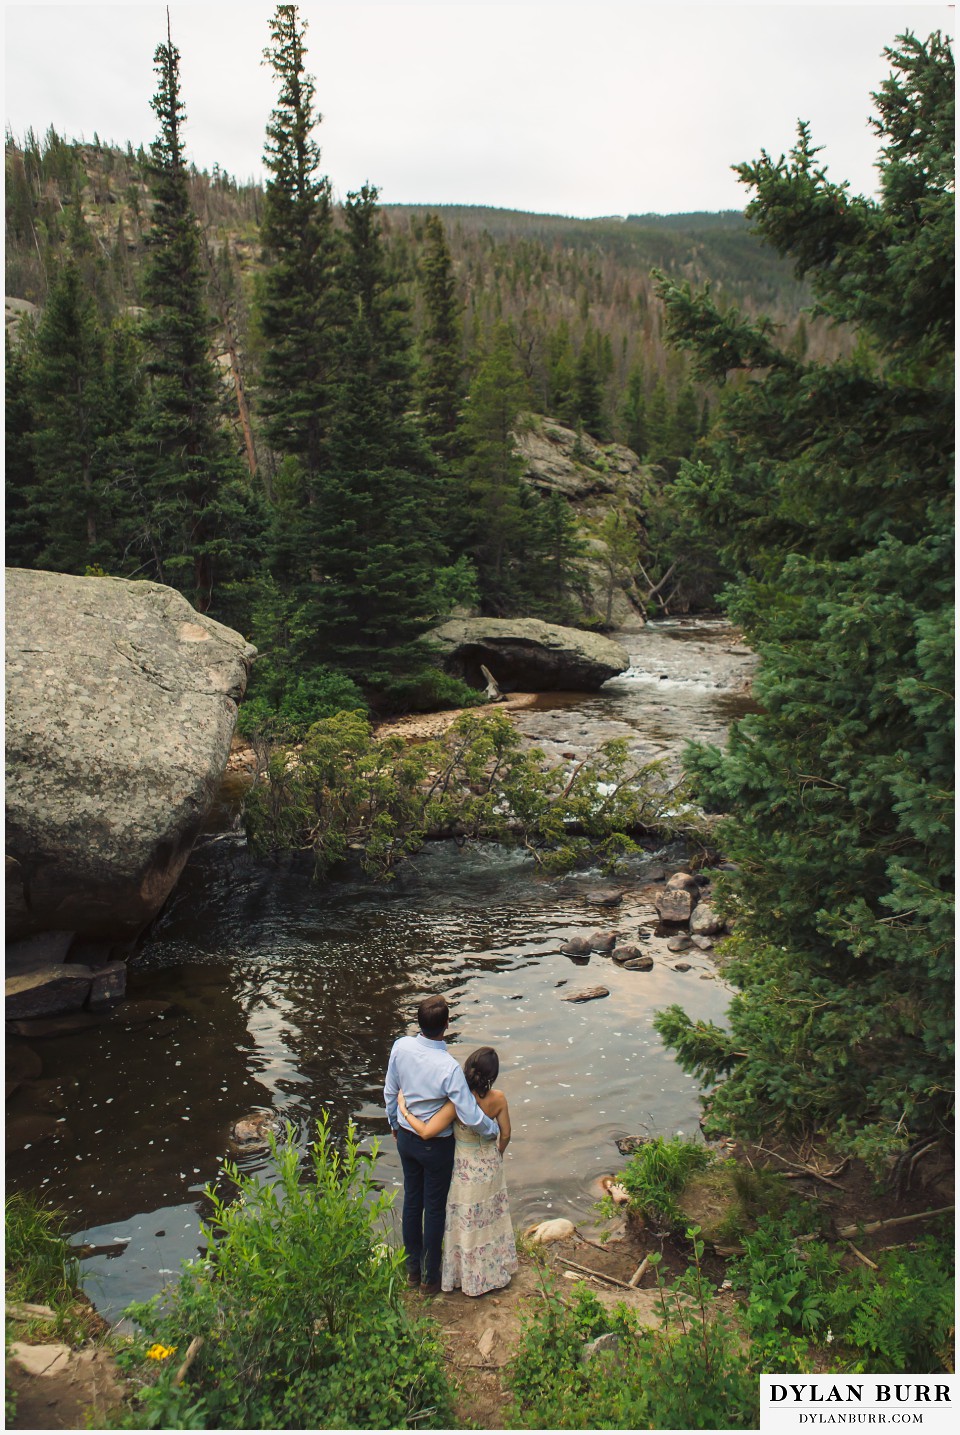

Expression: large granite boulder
xmin=6 ymin=569 xmax=255 ymax=955
xmin=424 ymin=617 xmax=629 ymax=692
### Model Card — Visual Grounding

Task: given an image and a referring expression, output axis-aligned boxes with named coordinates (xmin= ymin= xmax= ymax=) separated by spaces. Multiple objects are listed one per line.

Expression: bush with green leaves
xmin=236 ymin=663 xmax=367 ymax=740
xmin=117 ymin=1118 xmax=454 ymax=1429
xmin=507 ymin=1235 xmax=758 ymax=1430
xmin=244 ymin=706 xmax=697 ymax=879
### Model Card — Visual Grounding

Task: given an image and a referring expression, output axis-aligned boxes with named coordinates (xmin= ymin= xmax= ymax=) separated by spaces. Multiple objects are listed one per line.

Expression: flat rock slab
xmin=561 ymin=986 xmax=610 ymax=1003
xmin=424 ymin=617 xmax=629 ymax=692
xmin=6 ymin=568 xmax=255 ymax=944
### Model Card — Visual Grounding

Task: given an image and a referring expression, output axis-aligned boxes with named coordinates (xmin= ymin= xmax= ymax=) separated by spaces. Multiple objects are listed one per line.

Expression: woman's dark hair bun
xmin=464 ymin=1046 xmax=499 ymax=1097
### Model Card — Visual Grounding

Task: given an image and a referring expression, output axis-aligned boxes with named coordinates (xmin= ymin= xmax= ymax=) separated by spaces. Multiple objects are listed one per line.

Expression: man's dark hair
xmin=464 ymin=1047 xmax=499 ymax=1097
xmin=417 ymin=995 xmax=449 ymax=1039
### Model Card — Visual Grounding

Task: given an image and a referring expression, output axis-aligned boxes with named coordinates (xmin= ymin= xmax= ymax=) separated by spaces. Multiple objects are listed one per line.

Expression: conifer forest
xmin=4 ymin=7 xmax=954 ymax=1426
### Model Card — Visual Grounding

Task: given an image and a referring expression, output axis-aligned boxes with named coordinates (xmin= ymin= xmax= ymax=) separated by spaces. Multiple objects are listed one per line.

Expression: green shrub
xmin=822 ymin=1236 xmax=955 ymax=1373
xmin=236 ymin=665 xmax=367 ymax=740
xmin=616 ymin=1136 xmax=714 ymax=1229
xmin=371 ymin=665 xmax=484 ymax=714
xmin=731 ymin=1212 xmax=954 ymax=1374
xmin=117 ymin=1118 xmax=454 ymax=1429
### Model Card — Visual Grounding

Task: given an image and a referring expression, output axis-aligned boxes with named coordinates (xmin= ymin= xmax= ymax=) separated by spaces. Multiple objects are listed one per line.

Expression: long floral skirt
xmin=441 ymin=1136 xmax=518 ymax=1296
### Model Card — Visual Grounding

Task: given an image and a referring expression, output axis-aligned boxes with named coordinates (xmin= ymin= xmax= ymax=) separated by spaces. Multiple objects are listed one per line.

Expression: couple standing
xmin=383 ymin=995 xmax=518 ymax=1297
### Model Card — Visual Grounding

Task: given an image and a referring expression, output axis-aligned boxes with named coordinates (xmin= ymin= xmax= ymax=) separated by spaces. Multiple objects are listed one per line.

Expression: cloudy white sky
xmin=4 ymin=2 xmax=953 ymax=216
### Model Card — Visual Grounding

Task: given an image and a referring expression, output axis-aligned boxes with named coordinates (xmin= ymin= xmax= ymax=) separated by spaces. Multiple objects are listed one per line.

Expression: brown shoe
xmin=406 ymin=1271 xmax=421 ymax=1289
xmin=421 ymin=1280 xmax=442 ymax=1297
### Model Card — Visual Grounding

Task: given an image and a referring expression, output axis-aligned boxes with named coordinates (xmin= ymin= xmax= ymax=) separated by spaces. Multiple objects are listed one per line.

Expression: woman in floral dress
xmin=398 ymin=1047 xmax=518 ymax=1296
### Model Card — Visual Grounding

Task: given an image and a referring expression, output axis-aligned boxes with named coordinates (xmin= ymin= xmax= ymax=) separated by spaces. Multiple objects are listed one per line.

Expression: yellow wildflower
xmin=145 ymin=1343 xmax=177 ymax=1361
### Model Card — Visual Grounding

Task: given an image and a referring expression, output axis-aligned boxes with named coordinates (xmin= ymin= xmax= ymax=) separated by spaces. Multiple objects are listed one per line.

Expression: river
xmin=5 ymin=618 xmax=756 ymax=1323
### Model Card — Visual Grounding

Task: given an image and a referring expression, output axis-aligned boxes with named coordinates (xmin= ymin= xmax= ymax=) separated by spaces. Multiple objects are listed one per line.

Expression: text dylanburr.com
xmin=761 ymin=1378 xmax=956 ymax=1433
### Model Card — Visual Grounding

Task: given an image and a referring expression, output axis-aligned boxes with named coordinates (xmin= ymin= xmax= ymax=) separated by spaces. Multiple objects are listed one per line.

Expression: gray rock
xmin=665 ymin=871 xmax=700 ymax=893
xmin=560 ymin=936 xmax=593 ymax=956
xmin=611 ymin=944 xmax=641 ymax=964
xmin=690 ymin=903 xmax=724 ymax=936
xmin=6 ymin=568 xmax=255 ymax=945
xmin=585 ymin=889 xmax=625 ymax=907
xmin=5 ymin=965 xmax=92 ymax=1018
xmin=656 ymin=887 xmax=694 ymax=922
xmin=673 ymin=961 xmax=693 ymax=972
xmin=5 ymin=931 xmax=74 ymax=975
xmin=582 ymin=1331 xmax=621 ymax=1362
xmin=666 ymin=935 xmax=692 ymax=953
xmin=690 ymin=934 xmax=714 ymax=951
xmin=423 ymin=616 xmax=629 ymax=692
xmin=561 ymin=986 xmax=610 ymax=1003
xmin=589 ymin=930 xmax=619 ymax=952
xmin=623 ymin=955 xmax=654 ymax=971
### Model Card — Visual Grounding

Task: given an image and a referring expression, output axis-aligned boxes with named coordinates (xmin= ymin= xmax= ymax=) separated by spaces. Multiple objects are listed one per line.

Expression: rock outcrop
xmin=514 ymin=416 xmax=652 ymax=629
xmin=424 ymin=617 xmax=629 ymax=692
xmin=5 ymin=570 xmax=255 ymax=980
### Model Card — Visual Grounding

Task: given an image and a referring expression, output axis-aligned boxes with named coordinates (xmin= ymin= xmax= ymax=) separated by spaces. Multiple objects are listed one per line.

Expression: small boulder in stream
xmin=423 ymin=617 xmax=629 ymax=692
xmin=5 ymin=568 xmax=255 ymax=958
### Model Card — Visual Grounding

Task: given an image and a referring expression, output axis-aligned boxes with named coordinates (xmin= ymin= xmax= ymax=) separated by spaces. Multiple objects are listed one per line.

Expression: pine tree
xmin=458 ymin=324 xmax=532 ymax=615
xmin=654 ymin=32 xmax=954 ymax=1164
xmin=670 ymin=381 xmax=700 ymax=458
xmin=644 ymin=379 xmax=670 ymax=462
xmin=303 ymin=186 xmax=448 ymax=676
xmin=4 ymin=334 xmax=45 ymax=568
xmin=258 ymin=3 xmax=338 ymax=477
xmin=619 ymin=363 xmax=647 ymax=458
xmin=138 ymin=23 xmax=250 ymax=613
xmin=25 ymin=263 xmax=110 ymax=571
xmin=418 ymin=213 xmax=464 ymax=460
xmin=573 ymin=336 xmax=607 ymax=439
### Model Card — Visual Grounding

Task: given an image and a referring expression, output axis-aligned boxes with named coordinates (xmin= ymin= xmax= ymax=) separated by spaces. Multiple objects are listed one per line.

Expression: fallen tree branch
xmin=754 ymin=1144 xmax=848 ymax=1190
xmin=628 ymin=1255 xmax=651 ymax=1287
xmin=554 ymin=1257 xmax=635 ymax=1290
xmin=836 ymin=1205 xmax=953 ymax=1239
xmin=846 ymin=1241 xmax=879 ymax=1271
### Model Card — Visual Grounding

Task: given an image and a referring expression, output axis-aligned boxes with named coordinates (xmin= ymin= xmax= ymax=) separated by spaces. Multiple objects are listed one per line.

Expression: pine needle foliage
xmin=653 ymin=32 xmax=954 ymax=1166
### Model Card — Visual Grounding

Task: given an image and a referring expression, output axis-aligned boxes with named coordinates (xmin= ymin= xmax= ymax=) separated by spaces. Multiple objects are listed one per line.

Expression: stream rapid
xmin=6 ymin=618 xmax=756 ymax=1322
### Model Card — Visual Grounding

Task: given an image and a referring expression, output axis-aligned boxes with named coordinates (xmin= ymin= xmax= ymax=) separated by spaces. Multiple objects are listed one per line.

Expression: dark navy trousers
xmin=396 ymin=1126 xmax=456 ymax=1284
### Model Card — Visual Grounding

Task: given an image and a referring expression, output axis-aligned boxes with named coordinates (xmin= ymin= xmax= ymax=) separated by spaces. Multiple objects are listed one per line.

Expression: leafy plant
xmin=244 ymin=706 xmax=697 ymax=879
xmin=615 ymin=1136 xmax=713 ymax=1230
xmin=506 ymin=1234 xmax=758 ymax=1429
xmin=115 ymin=1117 xmax=454 ymax=1429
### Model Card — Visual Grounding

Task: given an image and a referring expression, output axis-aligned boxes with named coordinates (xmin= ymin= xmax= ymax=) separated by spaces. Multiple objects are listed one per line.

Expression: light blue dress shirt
xmin=384 ymin=1034 xmax=499 ymax=1140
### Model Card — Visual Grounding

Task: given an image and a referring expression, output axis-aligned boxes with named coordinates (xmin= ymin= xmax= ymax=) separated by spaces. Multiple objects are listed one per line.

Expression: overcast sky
xmin=4 ymin=2 xmax=953 ymax=216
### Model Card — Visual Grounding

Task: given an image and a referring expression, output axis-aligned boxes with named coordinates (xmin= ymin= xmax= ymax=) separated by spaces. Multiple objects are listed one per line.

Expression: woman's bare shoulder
xmin=481 ymin=1088 xmax=508 ymax=1115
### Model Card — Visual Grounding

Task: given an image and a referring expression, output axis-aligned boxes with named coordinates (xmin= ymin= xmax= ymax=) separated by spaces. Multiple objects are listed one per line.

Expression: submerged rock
xmin=561 ymin=985 xmax=610 ymax=1003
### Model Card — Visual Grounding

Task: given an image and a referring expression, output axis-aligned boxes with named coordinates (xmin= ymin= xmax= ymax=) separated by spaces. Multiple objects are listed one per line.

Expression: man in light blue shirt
xmin=384 ymin=994 xmax=498 ymax=1295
